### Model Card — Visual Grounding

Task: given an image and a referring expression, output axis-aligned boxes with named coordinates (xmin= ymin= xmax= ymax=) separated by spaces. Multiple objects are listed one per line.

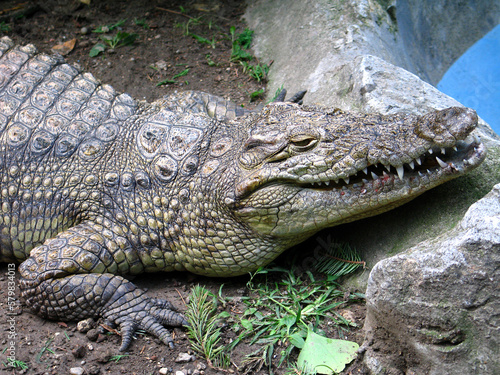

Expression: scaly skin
xmin=0 ymin=37 xmax=486 ymax=350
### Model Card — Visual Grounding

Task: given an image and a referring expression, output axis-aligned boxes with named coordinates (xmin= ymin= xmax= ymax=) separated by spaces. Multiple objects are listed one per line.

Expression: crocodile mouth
xmin=297 ymin=139 xmax=486 ymax=192
xmin=235 ymin=137 xmax=486 ymax=199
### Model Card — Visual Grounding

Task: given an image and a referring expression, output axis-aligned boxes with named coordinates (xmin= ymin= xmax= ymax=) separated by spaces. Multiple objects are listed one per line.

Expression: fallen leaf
xmin=51 ymin=39 xmax=77 ymax=56
xmin=297 ymin=330 xmax=359 ymax=374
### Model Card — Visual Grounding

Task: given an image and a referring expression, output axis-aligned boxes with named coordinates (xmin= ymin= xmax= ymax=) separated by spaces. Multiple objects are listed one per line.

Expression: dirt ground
xmin=0 ymin=1 xmax=368 ymax=374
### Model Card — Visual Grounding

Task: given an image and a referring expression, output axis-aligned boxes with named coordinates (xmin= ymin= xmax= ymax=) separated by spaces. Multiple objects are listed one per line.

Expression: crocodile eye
xmin=290 ymin=135 xmax=318 ymax=150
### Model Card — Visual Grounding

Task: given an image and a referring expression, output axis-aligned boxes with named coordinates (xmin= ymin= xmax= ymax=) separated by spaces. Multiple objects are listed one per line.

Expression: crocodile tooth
xmin=416 ymin=157 xmax=422 ymax=165
xmin=363 ymin=168 xmax=368 ymax=175
xmin=408 ymin=161 xmax=415 ymax=169
xmin=453 ymin=146 xmax=458 ymax=152
xmin=362 ymin=179 xmax=369 ymax=184
xmin=371 ymin=171 xmax=378 ymax=180
xmin=396 ymin=166 xmax=404 ymax=180
xmin=427 ymin=169 xmax=431 ymax=174
xmin=428 ymin=148 xmax=433 ymax=154
xmin=384 ymin=164 xmax=391 ymax=172
xmin=436 ymin=156 xmax=447 ymax=168
xmin=325 ymin=180 xmax=330 ymax=186
xmin=343 ymin=177 xmax=350 ymax=184
xmin=441 ymin=147 xmax=446 ymax=154
xmin=418 ymin=171 xmax=424 ymax=177
xmin=334 ymin=178 xmax=339 ymax=184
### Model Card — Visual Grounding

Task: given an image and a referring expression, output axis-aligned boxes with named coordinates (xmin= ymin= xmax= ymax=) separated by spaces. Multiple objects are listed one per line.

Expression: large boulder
xmin=362 ymin=183 xmax=500 ymax=374
xmin=245 ymin=0 xmax=500 ymax=103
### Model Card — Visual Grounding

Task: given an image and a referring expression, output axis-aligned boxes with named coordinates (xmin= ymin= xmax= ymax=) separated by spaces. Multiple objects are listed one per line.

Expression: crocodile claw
xmin=273 ymin=89 xmax=307 ymax=104
xmin=288 ymin=90 xmax=307 ymax=104
xmin=102 ymin=293 xmax=188 ymax=351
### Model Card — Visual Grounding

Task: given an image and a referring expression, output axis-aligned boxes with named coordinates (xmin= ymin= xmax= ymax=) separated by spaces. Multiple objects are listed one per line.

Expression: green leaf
xmin=279 ymin=315 xmax=296 ymax=331
xmin=156 ymin=79 xmax=176 ymax=86
xmin=289 ymin=332 xmax=306 ymax=349
xmin=116 ymin=32 xmax=138 ymax=47
xmin=240 ymin=319 xmax=254 ymax=331
xmin=217 ymin=311 xmax=231 ymax=319
xmin=297 ymin=330 xmax=358 ymax=374
xmin=244 ymin=307 xmax=257 ymax=316
xmin=89 ymin=43 xmax=106 ymax=57
xmin=172 ymin=68 xmax=190 ymax=79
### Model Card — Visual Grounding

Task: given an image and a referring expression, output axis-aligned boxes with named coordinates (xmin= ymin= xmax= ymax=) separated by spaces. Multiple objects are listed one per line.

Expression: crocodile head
xmin=227 ymin=103 xmax=486 ymax=242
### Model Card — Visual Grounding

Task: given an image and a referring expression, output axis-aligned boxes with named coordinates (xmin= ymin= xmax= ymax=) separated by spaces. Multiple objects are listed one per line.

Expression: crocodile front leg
xmin=18 ymin=221 xmax=187 ymax=351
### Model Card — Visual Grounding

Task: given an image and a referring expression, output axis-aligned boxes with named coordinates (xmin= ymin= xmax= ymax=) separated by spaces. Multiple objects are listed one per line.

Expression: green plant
xmin=90 ymin=31 xmax=138 ymax=57
xmin=205 ymin=54 xmax=218 ymax=67
xmin=0 ymin=21 xmax=10 ymax=33
xmin=93 ymin=19 xmax=127 ymax=33
xmin=109 ymin=354 xmax=129 ymax=363
xmin=230 ymin=27 xmax=254 ymax=62
xmin=2 ymin=358 xmax=28 ymax=370
xmin=100 ymin=31 xmax=138 ymax=49
xmin=249 ymin=88 xmax=265 ymax=101
xmin=156 ymin=67 xmax=190 ymax=86
xmin=36 ymin=338 xmax=55 ymax=362
xmin=229 ymin=27 xmax=270 ymax=83
xmin=134 ymin=18 xmax=149 ymax=29
xmin=241 ymin=61 xmax=269 ymax=82
xmin=176 ymin=17 xmax=203 ymax=36
xmin=315 ymin=238 xmax=365 ymax=277
xmin=227 ymin=266 xmax=362 ymax=373
xmin=185 ymin=285 xmax=230 ymax=368
xmin=191 ymin=34 xmax=216 ymax=48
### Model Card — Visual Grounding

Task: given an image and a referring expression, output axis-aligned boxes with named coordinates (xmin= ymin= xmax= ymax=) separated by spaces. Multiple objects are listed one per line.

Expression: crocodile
xmin=0 ymin=37 xmax=486 ymax=350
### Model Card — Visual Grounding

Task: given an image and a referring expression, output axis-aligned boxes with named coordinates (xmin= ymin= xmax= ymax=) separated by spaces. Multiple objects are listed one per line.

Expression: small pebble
xmin=159 ymin=368 xmax=170 ymax=375
xmin=77 ymin=318 xmax=94 ymax=333
xmin=175 ymin=352 xmax=193 ymax=363
xmin=71 ymin=345 xmax=86 ymax=359
xmin=86 ymin=328 xmax=99 ymax=341
xmin=175 ymin=371 xmax=185 ymax=375
xmin=80 ymin=27 xmax=89 ymax=35
xmin=70 ymin=367 xmax=84 ymax=375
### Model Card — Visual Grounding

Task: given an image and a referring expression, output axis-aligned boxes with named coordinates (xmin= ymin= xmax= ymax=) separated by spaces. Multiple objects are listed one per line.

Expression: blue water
xmin=437 ymin=24 xmax=500 ymax=135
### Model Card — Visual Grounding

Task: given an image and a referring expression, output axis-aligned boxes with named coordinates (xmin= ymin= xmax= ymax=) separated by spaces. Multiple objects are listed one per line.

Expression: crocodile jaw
xmin=232 ymin=106 xmax=486 ymax=238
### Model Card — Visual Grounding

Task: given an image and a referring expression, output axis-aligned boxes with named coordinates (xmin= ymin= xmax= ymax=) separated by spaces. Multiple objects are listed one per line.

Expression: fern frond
xmin=314 ymin=240 xmax=365 ymax=277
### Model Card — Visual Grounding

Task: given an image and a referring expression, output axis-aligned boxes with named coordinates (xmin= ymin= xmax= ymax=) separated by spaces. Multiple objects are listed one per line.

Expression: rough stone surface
xmin=363 ymin=183 xmax=500 ymax=374
xmin=245 ymin=0 xmax=500 ymax=104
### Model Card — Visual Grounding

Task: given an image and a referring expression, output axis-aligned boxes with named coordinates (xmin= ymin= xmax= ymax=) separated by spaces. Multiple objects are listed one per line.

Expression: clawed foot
xmin=273 ymin=88 xmax=307 ymax=104
xmin=101 ymin=290 xmax=188 ymax=351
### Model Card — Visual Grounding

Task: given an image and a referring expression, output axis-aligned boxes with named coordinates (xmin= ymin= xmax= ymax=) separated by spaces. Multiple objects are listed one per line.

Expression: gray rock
xmin=363 ymin=184 xmax=500 ymax=374
xmin=245 ymin=0 xmax=500 ymax=104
